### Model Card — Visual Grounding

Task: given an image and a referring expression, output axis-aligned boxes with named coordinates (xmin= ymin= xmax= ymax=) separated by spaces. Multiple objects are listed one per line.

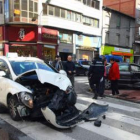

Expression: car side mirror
xmin=59 ymin=70 xmax=67 ymax=76
xmin=0 ymin=71 xmax=6 ymax=77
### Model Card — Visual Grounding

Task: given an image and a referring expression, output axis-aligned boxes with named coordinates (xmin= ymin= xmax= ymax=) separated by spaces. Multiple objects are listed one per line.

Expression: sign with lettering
xmin=114 ymin=47 xmax=131 ymax=53
xmin=41 ymin=27 xmax=58 ymax=44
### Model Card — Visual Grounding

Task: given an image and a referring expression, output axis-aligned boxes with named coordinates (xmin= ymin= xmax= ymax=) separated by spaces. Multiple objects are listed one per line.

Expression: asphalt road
xmin=0 ymin=76 xmax=140 ymax=140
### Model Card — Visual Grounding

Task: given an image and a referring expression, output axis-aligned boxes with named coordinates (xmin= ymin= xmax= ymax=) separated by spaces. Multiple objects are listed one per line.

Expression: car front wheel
xmin=8 ymin=96 xmax=21 ymax=121
xmin=105 ymin=79 xmax=111 ymax=89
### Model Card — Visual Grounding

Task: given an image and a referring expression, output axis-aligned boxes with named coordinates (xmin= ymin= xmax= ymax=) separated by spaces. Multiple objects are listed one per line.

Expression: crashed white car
xmin=0 ymin=55 xmax=108 ymax=129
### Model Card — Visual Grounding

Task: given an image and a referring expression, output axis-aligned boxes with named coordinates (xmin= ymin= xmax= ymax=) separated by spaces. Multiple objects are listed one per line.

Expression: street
xmin=0 ymin=76 xmax=140 ymax=140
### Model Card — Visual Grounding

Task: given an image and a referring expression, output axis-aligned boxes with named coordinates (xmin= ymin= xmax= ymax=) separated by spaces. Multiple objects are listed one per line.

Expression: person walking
xmin=64 ymin=55 xmax=76 ymax=87
xmin=53 ymin=55 xmax=63 ymax=71
xmin=108 ymin=58 xmax=120 ymax=95
xmin=88 ymin=54 xmax=105 ymax=99
xmin=99 ymin=56 xmax=107 ymax=97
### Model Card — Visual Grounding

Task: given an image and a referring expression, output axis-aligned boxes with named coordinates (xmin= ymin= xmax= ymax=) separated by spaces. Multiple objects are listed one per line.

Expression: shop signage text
xmin=42 ymin=34 xmax=57 ymax=39
xmin=114 ymin=47 xmax=131 ymax=53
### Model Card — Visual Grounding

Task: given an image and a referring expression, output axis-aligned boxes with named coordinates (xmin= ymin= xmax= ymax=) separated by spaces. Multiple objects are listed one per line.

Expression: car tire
xmin=105 ymin=79 xmax=111 ymax=90
xmin=8 ymin=96 xmax=21 ymax=121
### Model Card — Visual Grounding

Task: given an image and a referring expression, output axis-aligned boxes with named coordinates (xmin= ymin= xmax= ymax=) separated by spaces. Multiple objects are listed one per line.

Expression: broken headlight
xmin=65 ymin=86 xmax=73 ymax=94
xmin=19 ymin=92 xmax=33 ymax=108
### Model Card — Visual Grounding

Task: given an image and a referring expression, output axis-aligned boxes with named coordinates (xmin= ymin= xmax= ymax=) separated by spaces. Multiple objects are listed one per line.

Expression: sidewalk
xmin=105 ymin=90 xmax=140 ymax=103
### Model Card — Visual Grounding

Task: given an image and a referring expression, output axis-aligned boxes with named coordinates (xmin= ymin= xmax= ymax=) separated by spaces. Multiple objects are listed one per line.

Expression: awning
xmin=112 ymin=51 xmax=133 ymax=56
xmin=44 ymin=45 xmax=55 ymax=49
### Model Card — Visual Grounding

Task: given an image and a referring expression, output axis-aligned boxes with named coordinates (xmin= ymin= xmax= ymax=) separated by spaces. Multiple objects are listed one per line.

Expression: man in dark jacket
xmin=88 ymin=54 xmax=105 ymax=99
xmin=108 ymin=58 xmax=120 ymax=95
xmin=64 ymin=55 xmax=76 ymax=87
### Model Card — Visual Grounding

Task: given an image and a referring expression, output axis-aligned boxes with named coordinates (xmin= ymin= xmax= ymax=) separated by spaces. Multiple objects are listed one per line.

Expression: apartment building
xmin=104 ymin=0 xmax=140 ymax=64
xmin=40 ymin=0 xmax=103 ymax=61
xmin=102 ymin=7 xmax=135 ymax=63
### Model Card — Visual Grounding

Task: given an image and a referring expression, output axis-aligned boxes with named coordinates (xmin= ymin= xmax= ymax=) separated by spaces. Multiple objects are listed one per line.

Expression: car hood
xmin=15 ymin=69 xmax=72 ymax=91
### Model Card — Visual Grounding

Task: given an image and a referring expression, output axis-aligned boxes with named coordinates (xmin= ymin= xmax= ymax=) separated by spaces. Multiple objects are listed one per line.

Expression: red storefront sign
xmin=41 ymin=27 xmax=58 ymax=44
xmin=0 ymin=26 xmax=3 ymax=41
xmin=7 ymin=26 xmax=37 ymax=42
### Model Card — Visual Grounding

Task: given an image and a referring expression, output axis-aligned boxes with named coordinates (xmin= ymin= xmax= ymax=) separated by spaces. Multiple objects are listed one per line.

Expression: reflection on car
xmin=105 ymin=63 xmax=140 ymax=89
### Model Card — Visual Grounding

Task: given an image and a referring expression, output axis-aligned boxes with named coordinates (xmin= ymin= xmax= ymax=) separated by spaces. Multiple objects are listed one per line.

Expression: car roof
xmin=0 ymin=56 xmax=44 ymax=63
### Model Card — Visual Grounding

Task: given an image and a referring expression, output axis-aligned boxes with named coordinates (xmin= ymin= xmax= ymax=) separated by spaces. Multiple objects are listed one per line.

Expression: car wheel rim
xmin=9 ymin=99 xmax=17 ymax=118
xmin=105 ymin=80 xmax=111 ymax=89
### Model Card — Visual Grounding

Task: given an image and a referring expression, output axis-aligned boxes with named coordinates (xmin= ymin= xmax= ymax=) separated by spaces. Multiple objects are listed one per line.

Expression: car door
xmin=0 ymin=59 xmax=12 ymax=104
xmin=118 ymin=64 xmax=132 ymax=87
xmin=130 ymin=64 xmax=140 ymax=88
xmin=75 ymin=63 xmax=85 ymax=75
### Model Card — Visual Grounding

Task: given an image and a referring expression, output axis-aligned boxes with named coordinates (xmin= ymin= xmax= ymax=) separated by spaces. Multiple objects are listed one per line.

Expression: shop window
xmin=55 ymin=7 xmax=60 ymax=17
xmin=0 ymin=1 xmax=2 ymax=14
xmin=22 ymin=0 xmax=27 ymax=11
xmin=49 ymin=6 xmax=54 ymax=15
xmin=61 ymin=9 xmax=65 ymax=18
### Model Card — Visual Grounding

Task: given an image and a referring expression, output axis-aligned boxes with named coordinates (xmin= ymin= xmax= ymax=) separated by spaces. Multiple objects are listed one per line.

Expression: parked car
xmin=78 ymin=59 xmax=91 ymax=69
xmin=0 ymin=54 xmax=108 ymax=129
xmin=105 ymin=63 xmax=140 ymax=89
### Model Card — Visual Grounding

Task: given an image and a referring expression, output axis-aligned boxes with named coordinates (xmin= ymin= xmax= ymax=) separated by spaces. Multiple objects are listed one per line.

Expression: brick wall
xmin=103 ymin=0 xmax=135 ymax=17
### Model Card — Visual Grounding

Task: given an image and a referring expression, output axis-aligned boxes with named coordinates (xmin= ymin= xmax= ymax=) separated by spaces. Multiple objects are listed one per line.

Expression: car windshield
xmin=10 ymin=61 xmax=55 ymax=75
xmin=81 ymin=61 xmax=91 ymax=65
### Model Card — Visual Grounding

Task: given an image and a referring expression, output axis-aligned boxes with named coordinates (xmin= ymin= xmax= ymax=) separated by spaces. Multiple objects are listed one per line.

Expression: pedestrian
xmin=88 ymin=54 xmax=105 ymax=99
xmin=53 ymin=55 xmax=63 ymax=71
xmin=108 ymin=58 xmax=120 ymax=95
xmin=99 ymin=56 xmax=107 ymax=97
xmin=64 ymin=55 xmax=76 ymax=87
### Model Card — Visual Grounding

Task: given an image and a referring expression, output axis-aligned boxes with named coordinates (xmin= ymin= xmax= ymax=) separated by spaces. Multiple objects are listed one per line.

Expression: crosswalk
xmin=0 ymin=95 xmax=140 ymax=140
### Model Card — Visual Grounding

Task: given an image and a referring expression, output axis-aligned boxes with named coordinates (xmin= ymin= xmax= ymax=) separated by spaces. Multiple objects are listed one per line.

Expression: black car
xmin=75 ymin=63 xmax=89 ymax=76
xmin=105 ymin=63 xmax=140 ymax=89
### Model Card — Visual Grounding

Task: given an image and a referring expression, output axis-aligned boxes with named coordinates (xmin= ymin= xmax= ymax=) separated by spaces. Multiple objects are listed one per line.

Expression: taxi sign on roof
xmin=6 ymin=53 xmax=18 ymax=58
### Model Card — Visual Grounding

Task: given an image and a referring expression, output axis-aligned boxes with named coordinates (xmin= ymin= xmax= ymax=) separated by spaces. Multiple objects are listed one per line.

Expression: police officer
xmin=88 ymin=54 xmax=105 ymax=99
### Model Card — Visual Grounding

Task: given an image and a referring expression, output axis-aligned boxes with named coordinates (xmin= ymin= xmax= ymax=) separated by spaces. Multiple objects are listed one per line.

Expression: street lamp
xmin=32 ymin=0 xmax=51 ymax=25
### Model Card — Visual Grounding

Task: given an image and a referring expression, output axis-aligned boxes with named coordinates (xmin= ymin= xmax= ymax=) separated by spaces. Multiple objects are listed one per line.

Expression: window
xmin=87 ymin=0 xmax=91 ymax=6
xmin=83 ymin=0 xmax=100 ymax=10
xmin=67 ymin=11 xmax=71 ymax=20
xmin=22 ymin=0 xmax=27 ymax=10
xmin=34 ymin=2 xmax=38 ymax=13
xmin=59 ymin=32 xmax=73 ymax=44
xmin=126 ymin=36 xmax=129 ymax=46
xmin=83 ymin=0 xmax=86 ymax=5
xmin=61 ymin=9 xmax=65 ymax=18
xmin=116 ymin=34 xmax=120 ymax=45
xmin=119 ymin=65 xmax=129 ymax=71
xmin=116 ymin=16 xmax=121 ymax=28
xmin=105 ymin=32 xmax=109 ymax=43
xmin=76 ymin=14 xmax=81 ymax=22
xmin=105 ymin=16 xmax=110 ymax=25
xmin=29 ymin=0 xmax=33 ymax=12
xmin=43 ymin=3 xmax=47 ymax=15
xmin=55 ymin=7 xmax=60 ymax=17
xmin=131 ymin=65 xmax=140 ymax=72
xmin=22 ymin=11 xmax=27 ymax=17
xmin=93 ymin=19 xmax=99 ymax=28
xmin=0 ymin=1 xmax=2 ymax=14
xmin=14 ymin=0 xmax=20 ymax=9
xmin=71 ymin=12 xmax=75 ymax=21
xmin=49 ymin=6 xmax=54 ymax=15
xmin=95 ymin=1 xmax=100 ymax=9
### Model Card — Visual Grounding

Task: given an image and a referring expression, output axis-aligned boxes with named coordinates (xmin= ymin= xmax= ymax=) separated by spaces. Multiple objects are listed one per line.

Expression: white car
xmin=0 ymin=54 xmax=108 ymax=129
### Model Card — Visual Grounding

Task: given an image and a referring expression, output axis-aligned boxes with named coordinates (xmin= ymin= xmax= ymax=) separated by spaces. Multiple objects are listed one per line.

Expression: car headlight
xmin=65 ymin=86 xmax=73 ymax=94
xmin=19 ymin=92 xmax=33 ymax=108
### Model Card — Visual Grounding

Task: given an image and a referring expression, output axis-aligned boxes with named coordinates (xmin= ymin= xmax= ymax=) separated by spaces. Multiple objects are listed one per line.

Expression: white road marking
xmin=78 ymin=96 xmax=140 ymax=113
xmin=79 ymin=122 xmax=140 ymax=140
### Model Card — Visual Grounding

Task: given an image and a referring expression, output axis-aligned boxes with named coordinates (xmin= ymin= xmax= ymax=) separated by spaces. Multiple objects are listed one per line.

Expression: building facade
xmin=102 ymin=7 xmax=135 ymax=63
xmin=41 ymin=0 xmax=103 ymax=61
xmin=104 ymin=0 xmax=140 ymax=64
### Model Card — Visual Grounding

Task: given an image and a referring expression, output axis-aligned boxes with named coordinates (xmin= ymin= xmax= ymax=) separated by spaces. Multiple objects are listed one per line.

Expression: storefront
xmin=2 ymin=24 xmax=58 ymax=60
xmin=75 ymin=35 xmax=101 ymax=61
xmin=101 ymin=45 xmax=134 ymax=63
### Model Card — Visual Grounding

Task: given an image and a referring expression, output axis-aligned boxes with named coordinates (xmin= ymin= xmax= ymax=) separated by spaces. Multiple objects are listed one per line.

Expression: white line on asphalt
xmin=0 ymin=114 xmax=75 ymax=140
xmin=79 ymin=122 xmax=140 ymax=140
xmin=77 ymin=96 xmax=140 ymax=113
xmin=106 ymin=112 xmax=140 ymax=127
xmin=76 ymin=81 xmax=88 ymax=83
